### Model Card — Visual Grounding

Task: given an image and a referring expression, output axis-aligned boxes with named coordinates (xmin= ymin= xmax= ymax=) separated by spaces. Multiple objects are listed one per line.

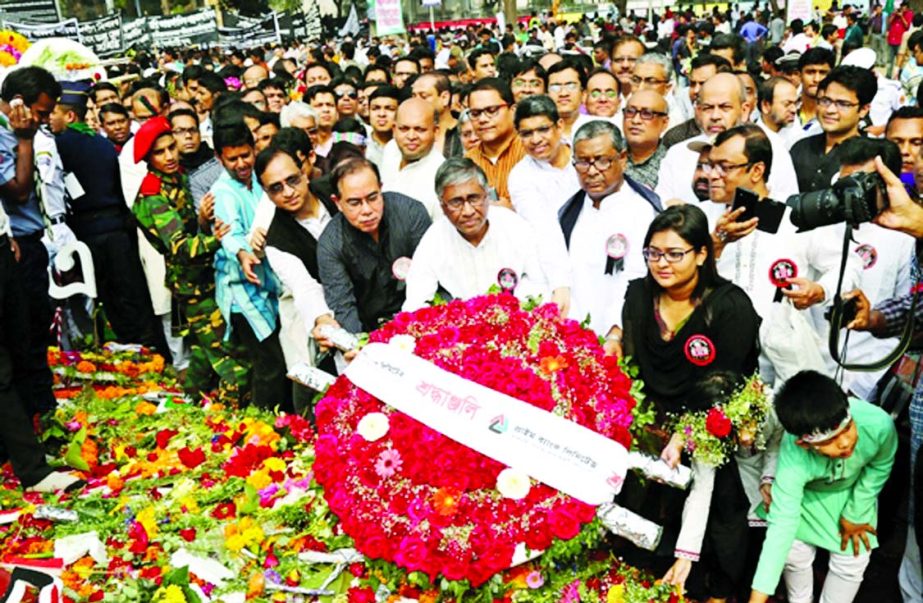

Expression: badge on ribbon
xmin=497 ymin=268 xmax=519 ymax=293
xmin=769 ymin=258 xmax=798 ymax=303
xmin=854 ymin=244 xmax=878 ymax=270
xmin=605 ymin=234 xmax=629 ymax=275
xmin=684 ymin=334 xmax=716 ymax=367
xmin=392 ymin=257 xmax=412 ymax=281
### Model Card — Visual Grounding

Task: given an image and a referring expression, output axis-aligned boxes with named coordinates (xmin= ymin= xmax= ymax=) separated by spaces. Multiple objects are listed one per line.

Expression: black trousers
xmin=13 ymin=234 xmax=55 ymax=414
xmin=230 ymin=313 xmax=292 ymax=412
xmin=80 ymin=228 xmax=171 ymax=362
xmin=0 ymin=236 xmax=52 ymax=487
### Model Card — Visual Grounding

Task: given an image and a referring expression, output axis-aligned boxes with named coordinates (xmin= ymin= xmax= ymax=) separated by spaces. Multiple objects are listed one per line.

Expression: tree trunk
xmin=503 ymin=0 xmax=516 ymax=27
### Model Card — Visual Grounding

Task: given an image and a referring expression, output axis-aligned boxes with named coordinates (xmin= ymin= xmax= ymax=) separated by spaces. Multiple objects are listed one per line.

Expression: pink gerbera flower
xmin=374 ymin=449 xmax=403 ymax=478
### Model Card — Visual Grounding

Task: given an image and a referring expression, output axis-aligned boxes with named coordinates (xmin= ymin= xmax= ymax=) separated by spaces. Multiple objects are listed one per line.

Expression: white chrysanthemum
xmin=388 ymin=334 xmax=416 ymax=354
xmin=496 ymin=468 xmax=531 ymax=500
xmin=357 ymin=412 xmax=389 ymax=442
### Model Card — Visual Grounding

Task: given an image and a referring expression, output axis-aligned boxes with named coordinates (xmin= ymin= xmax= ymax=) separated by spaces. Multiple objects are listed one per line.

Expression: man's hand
xmin=662 ymin=557 xmax=692 ymax=590
xmin=781 ymin=277 xmax=825 ymax=309
xmin=10 ymin=237 xmax=20 ymax=262
xmin=8 ymin=99 xmax=37 ymax=140
xmin=660 ymin=432 xmax=684 ymax=469
xmin=551 ymin=287 xmax=570 ymax=318
xmin=759 ymin=482 xmax=772 ymax=513
xmin=840 ymin=517 xmax=877 ymax=556
xmin=311 ymin=314 xmax=340 ymax=353
xmin=874 ymin=156 xmax=923 ymax=238
xmin=212 ymin=218 xmax=230 ymax=242
xmin=748 ymin=590 xmax=771 ymax=603
xmin=198 ymin=192 xmax=215 ymax=227
xmin=713 ymin=206 xmax=758 ymax=257
xmin=603 ymin=326 xmax=623 ymax=358
xmin=250 ymin=226 xmax=268 ymax=256
xmin=237 ymin=250 xmax=262 ymax=285
xmin=842 ymin=288 xmax=888 ymax=334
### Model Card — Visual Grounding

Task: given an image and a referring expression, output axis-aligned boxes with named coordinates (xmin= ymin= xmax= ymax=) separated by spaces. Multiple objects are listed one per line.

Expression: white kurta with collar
xmin=380 ymin=139 xmax=445 ymax=220
xmin=566 ymin=185 xmax=657 ymax=336
xmin=403 ymin=206 xmax=550 ymax=311
xmin=508 ymin=154 xmax=579 ymax=291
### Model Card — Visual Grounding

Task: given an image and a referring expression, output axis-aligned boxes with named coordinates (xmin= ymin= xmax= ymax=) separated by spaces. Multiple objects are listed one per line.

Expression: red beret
xmin=134 ymin=116 xmax=173 ymax=164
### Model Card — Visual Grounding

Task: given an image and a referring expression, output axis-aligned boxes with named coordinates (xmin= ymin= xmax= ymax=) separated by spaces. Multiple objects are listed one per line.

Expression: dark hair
xmin=332 ymin=157 xmax=381 ymax=195
xmin=587 ymin=67 xmax=620 ymax=94
xmin=305 ymin=62 xmax=333 ymax=82
xmin=394 ymin=56 xmax=421 ymax=73
xmin=497 ymin=52 xmax=521 ymax=80
xmin=686 ymin=371 xmax=744 ymax=412
xmin=642 ymin=204 xmax=725 ymax=298
xmin=713 ymin=124 xmax=774 ymax=179
xmin=369 ymin=84 xmax=401 ymax=103
xmin=709 ymin=33 xmax=746 ymax=65
xmin=909 ymin=30 xmax=923 ymax=53
xmin=887 ymin=105 xmax=923 ymax=128
xmin=272 ymin=126 xmax=313 ymax=157
xmin=469 ymin=77 xmax=514 ymax=105
xmin=799 ymin=47 xmax=836 ymax=71
xmin=546 ymin=57 xmax=588 ymax=88
xmin=790 ymin=18 xmax=804 ymax=34
xmin=1 ymin=66 xmax=61 ymax=104
xmin=409 ymin=46 xmax=435 ymax=63
xmin=258 ymin=77 xmax=288 ymax=93
xmin=757 ymin=75 xmax=794 ymax=107
xmin=255 ymin=144 xmax=302 ymax=180
xmin=258 ymin=111 xmax=280 ymax=129
xmin=99 ymin=102 xmax=130 ymax=120
xmin=468 ymin=47 xmax=496 ymax=71
xmin=363 ymin=64 xmax=391 ymax=84
xmin=182 ymin=64 xmax=206 ymax=86
xmin=513 ymin=58 xmax=548 ymax=86
xmin=332 ymin=116 xmax=367 ymax=136
xmin=306 ymin=84 xmax=336 ymax=104
xmin=775 ymin=370 xmax=849 ymax=437
xmin=415 ymin=71 xmax=451 ymax=96
xmin=690 ymin=53 xmax=732 ymax=73
xmin=839 ymin=136 xmax=901 ymax=175
xmin=611 ymin=34 xmax=644 ymax=56
xmin=90 ymin=81 xmax=118 ymax=105
xmin=820 ymin=23 xmax=838 ymax=39
xmin=514 ymin=94 xmax=559 ymax=127
xmin=914 ymin=12 xmax=923 ymax=27
xmin=213 ymin=99 xmax=262 ymax=127
xmin=213 ymin=121 xmax=254 ymax=154
xmin=762 ymin=45 xmax=783 ymax=65
xmin=817 ymin=66 xmax=877 ymax=106
xmin=341 ymin=41 xmax=356 ymax=60
xmin=197 ymin=71 xmax=228 ymax=95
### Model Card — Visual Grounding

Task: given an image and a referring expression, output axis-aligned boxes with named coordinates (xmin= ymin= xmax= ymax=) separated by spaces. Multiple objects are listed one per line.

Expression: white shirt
xmin=119 ymin=136 xmax=147 ymax=208
xmin=508 ymin=154 xmax=579 ymax=291
xmin=870 ymin=76 xmax=906 ymax=127
xmin=782 ymin=33 xmax=813 ymax=54
xmin=0 ymin=199 xmax=8 ymax=237
xmin=655 ymin=131 xmax=800 ymax=207
xmin=403 ymin=206 xmax=550 ymax=311
xmin=567 ymin=186 xmax=657 ymax=335
xmin=379 ymin=139 xmax=444 ymax=219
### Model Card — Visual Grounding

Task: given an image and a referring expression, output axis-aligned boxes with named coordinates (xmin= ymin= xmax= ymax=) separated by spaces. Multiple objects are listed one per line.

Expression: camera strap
xmin=827 ymin=224 xmax=919 ymax=371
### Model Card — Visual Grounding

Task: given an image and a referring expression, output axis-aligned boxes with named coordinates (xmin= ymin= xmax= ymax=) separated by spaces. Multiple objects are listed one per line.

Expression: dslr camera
xmin=786 ymin=171 xmax=888 ymax=231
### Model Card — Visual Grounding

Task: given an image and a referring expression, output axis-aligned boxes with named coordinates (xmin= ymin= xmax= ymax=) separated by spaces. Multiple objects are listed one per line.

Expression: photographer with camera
xmin=706 ymin=124 xmax=861 ymax=386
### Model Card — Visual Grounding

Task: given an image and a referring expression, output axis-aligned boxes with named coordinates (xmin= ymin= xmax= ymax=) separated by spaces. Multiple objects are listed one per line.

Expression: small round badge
xmin=497 ymin=268 xmax=519 ymax=292
xmin=854 ymin=244 xmax=878 ymax=270
xmin=769 ymin=258 xmax=798 ymax=289
xmin=684 ymin=334 xmax=716 ymax=367
xmin=392 ymin=257 xmax=412 ymax=281
xmin=606 ymin=233 xmax=629 ymax=259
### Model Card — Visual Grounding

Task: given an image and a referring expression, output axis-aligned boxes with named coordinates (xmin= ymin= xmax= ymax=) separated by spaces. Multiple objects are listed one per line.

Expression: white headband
xmin=801 ymin=410 xmax=852 ymax=444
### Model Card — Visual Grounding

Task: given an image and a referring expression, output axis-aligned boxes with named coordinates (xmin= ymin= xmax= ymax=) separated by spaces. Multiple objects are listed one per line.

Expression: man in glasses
xmin=558 ymin=120 xmax=662 ymax=336
xmin=756 ymin=77 xmax=803 ymax=150
xmin=510 ymin=59 xmax=547 ymax=103
xmin=662 ymin=53 xmax=733 ymax=149
xmin=403 ymin=158 xmax=549 ymax=311
xmin=318 ymin=158 xmax=431 ymax=335
xmin=464 ymin=78 xmax=524 ymax=207
xmin=609 ymin=35 xmax=645 ymax=97
xmin=547 ymin=58 xmax=589 ymax=143
xmin=790 ymin=66 xmax=877 ymax=192
xmin=584 ymin=69 xmax=621 ymax=120
xmin=380 ymin=98 xmax=445 ymax=219
xmin=333 ymin=79 xmax=359 ymax=119
xmin=169 ymin=108 xmax=222 ymax=209
xmin=630 ymin=53 xmax=685 ymax=128
xmin=623 ymin=90 xmax=670 ymax=190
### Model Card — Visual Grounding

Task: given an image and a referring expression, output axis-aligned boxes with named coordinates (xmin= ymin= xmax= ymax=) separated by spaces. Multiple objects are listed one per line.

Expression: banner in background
xmin=304 ymin=1 xmax=322 ymax=41
xmin=78 ymin=14 xmax=123 ymax=56
xmin=0 ymin=0 xmax=58 ymax=24
xmin=122 ymin=16 xmax=149 ymax=48
xmin=5 ymin=17 xmax=79 ymax=41
xmin=373 ymin=0 xmax=404 ymax=35
xmin=147 ymin=9 xmax=217 ymax=47
xmin=218 ymin=12 xmax=279 ymax=48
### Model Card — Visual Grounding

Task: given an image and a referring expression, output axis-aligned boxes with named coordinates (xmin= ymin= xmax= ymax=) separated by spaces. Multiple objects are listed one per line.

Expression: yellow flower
xmin=246 ymin=470 xmax=272 ymax=490
xmin=154 ymin=584 xmax=187 ymax=603
xmin=178 ymin=496 xmax=199 ymax=513
xmin=136 ymin=507 xmax=158 ymax=538
xmin=263 ymin=457 xmax=286 ymax=472
xmin=607 ymin=584 xmax=625 ymax=603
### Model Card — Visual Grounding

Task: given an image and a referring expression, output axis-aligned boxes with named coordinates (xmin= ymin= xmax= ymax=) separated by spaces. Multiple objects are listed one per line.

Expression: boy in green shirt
xmin=748 ymin=370 xmax=897 ymax=603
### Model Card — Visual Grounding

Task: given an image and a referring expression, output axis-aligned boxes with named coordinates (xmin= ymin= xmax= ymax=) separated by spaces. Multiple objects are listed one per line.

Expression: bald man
xmin=656 ymin=72 xmax=800 ymax=212
xmin=379 ymin=98 xmax=446 ymax=218
xmin=242 ymin=64 xmax=269 ymax=89
xmin=623 ymin=90 xmax=670 ymax=190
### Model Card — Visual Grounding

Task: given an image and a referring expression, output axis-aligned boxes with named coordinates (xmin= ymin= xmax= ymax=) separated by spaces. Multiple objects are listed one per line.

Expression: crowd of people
xmin=4 ymin=2 xmax=923 ymax=601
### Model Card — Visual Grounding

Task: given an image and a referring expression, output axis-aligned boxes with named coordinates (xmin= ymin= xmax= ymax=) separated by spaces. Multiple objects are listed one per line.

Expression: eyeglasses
xmin=337 ymin=91 xmax=358 ymax=99
xmin=589 ymin=90 xmax=618 ymax=100
xmin=468 ymin=104 xmax=508 ymax=119
xmin=172 ymin=126 xmax=198 ymax=136
xmin=518 ymin=124 xmax=554 ymax=140
xmin=548 ymin=82 xmax=581 ymax=93
xmin=642 ymin=247 xmax=695 ymax=263
xmin=573 ymin=155 xmax=617 ymax=172
xmin=266 ymin=173 xmax=304 ymax=196
xmin=624 ymin=107 xmax=668 ymax=121
xmin=442 ymin=193 xmax=487 ymax=211
xmin=513 ymin=78 xmax=544 ymax=89
xmin=630 ymin=75 xmax=668 ymax=86
xmin=817 ymin=96 xmax=860 ymax=111
xmin=701 ymin=161 xmax=751 ymax=176
xmin=613 ymin=56 xmax=638 ymax=65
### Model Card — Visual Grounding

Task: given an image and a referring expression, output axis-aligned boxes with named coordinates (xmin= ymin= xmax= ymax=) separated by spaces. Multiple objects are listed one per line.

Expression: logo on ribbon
xmin=854 ymin=244 xmax=878 ymax=270
xmin=684 ymin=334 xmax=716 ymax=367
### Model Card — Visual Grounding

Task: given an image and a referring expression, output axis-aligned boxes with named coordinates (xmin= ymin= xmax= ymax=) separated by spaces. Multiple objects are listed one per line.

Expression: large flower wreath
xmin=313 ymin=294 xmax=640 ymax=589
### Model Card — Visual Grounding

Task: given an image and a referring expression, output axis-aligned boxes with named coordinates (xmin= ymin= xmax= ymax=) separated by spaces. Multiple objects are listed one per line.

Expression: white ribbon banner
xmin=344 ymin=342 xmax=629 ymax=506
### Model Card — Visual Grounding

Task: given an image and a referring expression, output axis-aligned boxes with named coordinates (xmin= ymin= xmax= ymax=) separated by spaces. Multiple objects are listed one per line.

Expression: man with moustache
xmin=624 ymin=90 xmax=670 ymax=189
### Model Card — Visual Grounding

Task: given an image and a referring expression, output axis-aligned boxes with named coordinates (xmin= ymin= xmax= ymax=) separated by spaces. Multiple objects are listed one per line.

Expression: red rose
xmin=178 ymin=528 xmax=197 ymax=542
xmin=177 ymin=446 xmax=206 ymax=469
xmin=706 ymin=407 xmax=733 ymax=438
xmin=346 ymin=587 xmax=376 ymax=603
xmin=155 ymin=429 xmax=178 ymax=449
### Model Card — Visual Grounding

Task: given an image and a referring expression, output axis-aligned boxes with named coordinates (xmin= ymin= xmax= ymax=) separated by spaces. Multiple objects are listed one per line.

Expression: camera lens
xmin=786 ymin=189 xmax=845 ymax=230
